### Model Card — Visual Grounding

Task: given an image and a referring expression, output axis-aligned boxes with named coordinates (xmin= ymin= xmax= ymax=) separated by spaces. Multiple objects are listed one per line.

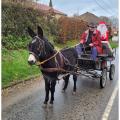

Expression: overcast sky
xmin=38 ymin=0 xmax=118 ymax=17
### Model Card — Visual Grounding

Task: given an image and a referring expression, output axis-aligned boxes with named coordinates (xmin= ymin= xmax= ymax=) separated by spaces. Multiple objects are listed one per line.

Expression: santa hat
xmin=99 ymin=21 xmax=106 ymax=25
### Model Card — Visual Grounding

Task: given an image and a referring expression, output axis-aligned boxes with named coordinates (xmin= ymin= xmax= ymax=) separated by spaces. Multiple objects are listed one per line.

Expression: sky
xmin=38 ymin=0 xmax=118 ymax=17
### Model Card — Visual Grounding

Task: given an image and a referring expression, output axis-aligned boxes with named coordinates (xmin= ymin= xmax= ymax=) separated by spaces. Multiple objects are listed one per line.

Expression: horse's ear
xmin=37 ymin=26 xmax=43 ymax=38
xmin=27 ymin=27 xmax=36 ymax=38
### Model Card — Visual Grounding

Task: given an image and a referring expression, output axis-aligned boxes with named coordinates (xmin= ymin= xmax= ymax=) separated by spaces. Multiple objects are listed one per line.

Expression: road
xmin=2 ymin=49 xmax=118 ymax=120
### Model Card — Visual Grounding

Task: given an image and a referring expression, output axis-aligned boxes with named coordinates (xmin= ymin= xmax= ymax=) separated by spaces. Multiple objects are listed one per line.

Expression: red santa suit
xmin=97 ymin=21 xmax=109 ymax=41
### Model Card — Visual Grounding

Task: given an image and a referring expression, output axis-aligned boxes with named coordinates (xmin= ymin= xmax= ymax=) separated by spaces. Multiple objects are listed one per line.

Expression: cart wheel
xmin=100 ymin=68 xmax=107 ymax=88
xmin=109 ymin=64 xmax=115 ymax=80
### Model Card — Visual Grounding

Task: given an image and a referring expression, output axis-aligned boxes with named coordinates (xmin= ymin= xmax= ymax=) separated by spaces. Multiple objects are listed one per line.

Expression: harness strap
xmin=41 ymin=67 xmax=77 ymax=75
xmin=58 ymin=52 xmax=64 ymax=68
xmin=36 ymin=51 xmax=59 ymax=66
xmin=41 ymin=67 xmax=66 ymax=72
xmin=60 ymin=53 xmax=70 ymax=65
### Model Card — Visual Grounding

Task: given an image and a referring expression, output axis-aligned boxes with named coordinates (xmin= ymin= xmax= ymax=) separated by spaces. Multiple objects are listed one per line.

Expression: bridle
xmin=29 ymin=36 xmax=46 ymax=60
xmin=29 ymin=36 xmax=60 ymax=66
xmin=30 ymin=51 xmax=59 ymax=66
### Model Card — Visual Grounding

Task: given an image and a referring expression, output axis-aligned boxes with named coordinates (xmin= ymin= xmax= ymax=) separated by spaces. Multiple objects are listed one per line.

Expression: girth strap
xmin=41 ymin=67 xmax=66 ymax=73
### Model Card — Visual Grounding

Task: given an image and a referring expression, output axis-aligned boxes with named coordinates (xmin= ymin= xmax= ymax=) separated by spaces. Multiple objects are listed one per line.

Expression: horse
xmin=27 ymin=26 xmax=78 ymax=106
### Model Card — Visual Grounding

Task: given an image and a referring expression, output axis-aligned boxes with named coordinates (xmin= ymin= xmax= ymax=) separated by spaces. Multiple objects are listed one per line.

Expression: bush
xmin=2 ymin=2 xmax=48 ymax=36
xmin=58 ymin=16 xmax=88 ymax=43
xmin=2 ymin=1 xmax=59 ymax=49
xmin=2 ymin=35 xmax=31 ymax=49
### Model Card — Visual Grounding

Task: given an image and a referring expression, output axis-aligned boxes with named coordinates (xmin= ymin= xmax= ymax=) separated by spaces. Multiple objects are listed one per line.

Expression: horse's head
xmin=27 ymin=26 xmax=55 ymax=65
xmin=27 ymin=26 xmax=46 ymax=65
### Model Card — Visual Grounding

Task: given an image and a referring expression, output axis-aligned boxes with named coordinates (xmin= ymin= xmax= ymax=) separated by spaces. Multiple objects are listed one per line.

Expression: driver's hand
xmin=89 ymin=43 xmax=94 ymax=47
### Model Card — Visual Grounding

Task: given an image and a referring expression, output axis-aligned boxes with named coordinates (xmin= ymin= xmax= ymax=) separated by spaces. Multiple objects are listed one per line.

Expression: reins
xmin=36 ymin=51 xmax=59 ymax=66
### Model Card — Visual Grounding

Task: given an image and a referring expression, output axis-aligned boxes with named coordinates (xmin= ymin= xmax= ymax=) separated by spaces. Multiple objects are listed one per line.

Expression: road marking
xmin=101 ymin=84 xmax=118 ymax=120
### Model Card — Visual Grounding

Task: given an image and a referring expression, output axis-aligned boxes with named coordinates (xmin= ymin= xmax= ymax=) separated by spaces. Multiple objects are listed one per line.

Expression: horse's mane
xmin=43 ymin=37 xmax=54 ymax=49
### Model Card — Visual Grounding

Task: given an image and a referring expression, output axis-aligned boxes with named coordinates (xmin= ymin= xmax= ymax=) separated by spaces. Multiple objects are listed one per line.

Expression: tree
xmin=99 ymin=16 xmax=111 ymax=25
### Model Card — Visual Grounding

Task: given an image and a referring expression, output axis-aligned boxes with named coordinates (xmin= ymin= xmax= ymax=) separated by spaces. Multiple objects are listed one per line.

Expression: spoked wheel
xmin=100 ymin=68 xmax=107 ymax=88
xmin=109 ymin=64 xmax=115 ymax=80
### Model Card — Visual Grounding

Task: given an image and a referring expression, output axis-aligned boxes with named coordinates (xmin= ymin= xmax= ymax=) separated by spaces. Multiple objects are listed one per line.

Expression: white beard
xmin=97 ymin=24 xmax=108 ymax=39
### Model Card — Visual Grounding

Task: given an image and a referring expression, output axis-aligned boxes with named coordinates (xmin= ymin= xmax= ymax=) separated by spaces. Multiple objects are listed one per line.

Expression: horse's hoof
xmin=62 ymin=90 xmax=65 ymax=93
xmin=72 ymin=91 xmax=76 ymax=95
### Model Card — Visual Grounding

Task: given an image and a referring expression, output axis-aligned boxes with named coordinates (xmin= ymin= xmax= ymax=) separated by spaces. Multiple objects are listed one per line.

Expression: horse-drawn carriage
xmin=76 ymin=41 xmax=115 ymax=88
xmin=27 ymin=26 xmax=116 ymax=105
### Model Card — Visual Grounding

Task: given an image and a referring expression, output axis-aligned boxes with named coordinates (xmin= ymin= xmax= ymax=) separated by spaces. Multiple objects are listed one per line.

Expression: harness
xmin=29 ymin=36 xmax=78 ymax=74
xmin=30 ymin=50 xmax=76 ymax=74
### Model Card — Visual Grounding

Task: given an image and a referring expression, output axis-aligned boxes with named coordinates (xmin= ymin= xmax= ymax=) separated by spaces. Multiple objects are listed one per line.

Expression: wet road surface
xmin=2 ymin=50 xmax=118 ymax=120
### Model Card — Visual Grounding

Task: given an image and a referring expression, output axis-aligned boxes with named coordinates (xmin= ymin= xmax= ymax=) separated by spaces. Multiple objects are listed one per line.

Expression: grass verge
xmin=2 ymin=49 xmax=40 ymax=87
xmin=110 ymin=41 xmax=118 ymax=48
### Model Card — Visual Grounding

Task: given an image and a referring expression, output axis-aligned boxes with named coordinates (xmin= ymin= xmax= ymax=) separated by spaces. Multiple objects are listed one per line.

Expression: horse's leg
xmin=50 ymin=80 xmax=56 ymax=105
xmin=44 ymin=79 xmax=50 ymax=105
xmin=73 ymin=74 xmax=77 ymax=94
xmin=62 ymin=74 xmax=70 ymax=92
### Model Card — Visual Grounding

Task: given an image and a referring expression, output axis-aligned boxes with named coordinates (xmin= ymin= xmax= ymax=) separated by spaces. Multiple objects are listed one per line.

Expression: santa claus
xmin=97 ymin=21 xmax=109 ymax=41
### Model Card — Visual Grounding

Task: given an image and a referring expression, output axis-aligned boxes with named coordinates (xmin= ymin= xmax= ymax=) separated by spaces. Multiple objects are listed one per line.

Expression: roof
xmin=77 ymin=12 xmax=101 ymax=24
xmin=33 ymin=3 xmax=67 ymax=16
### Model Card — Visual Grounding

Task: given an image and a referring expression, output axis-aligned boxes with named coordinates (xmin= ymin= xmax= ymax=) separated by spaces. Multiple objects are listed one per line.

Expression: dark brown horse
xmin=27 ymin=26 xmax=78 ymax=106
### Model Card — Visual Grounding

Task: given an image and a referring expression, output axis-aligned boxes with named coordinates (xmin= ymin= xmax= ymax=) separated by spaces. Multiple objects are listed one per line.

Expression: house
xmin=33 ymin=0 xmax=67 ymax=19
xmin=76 ymin=12 xmax=101 ymax=24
